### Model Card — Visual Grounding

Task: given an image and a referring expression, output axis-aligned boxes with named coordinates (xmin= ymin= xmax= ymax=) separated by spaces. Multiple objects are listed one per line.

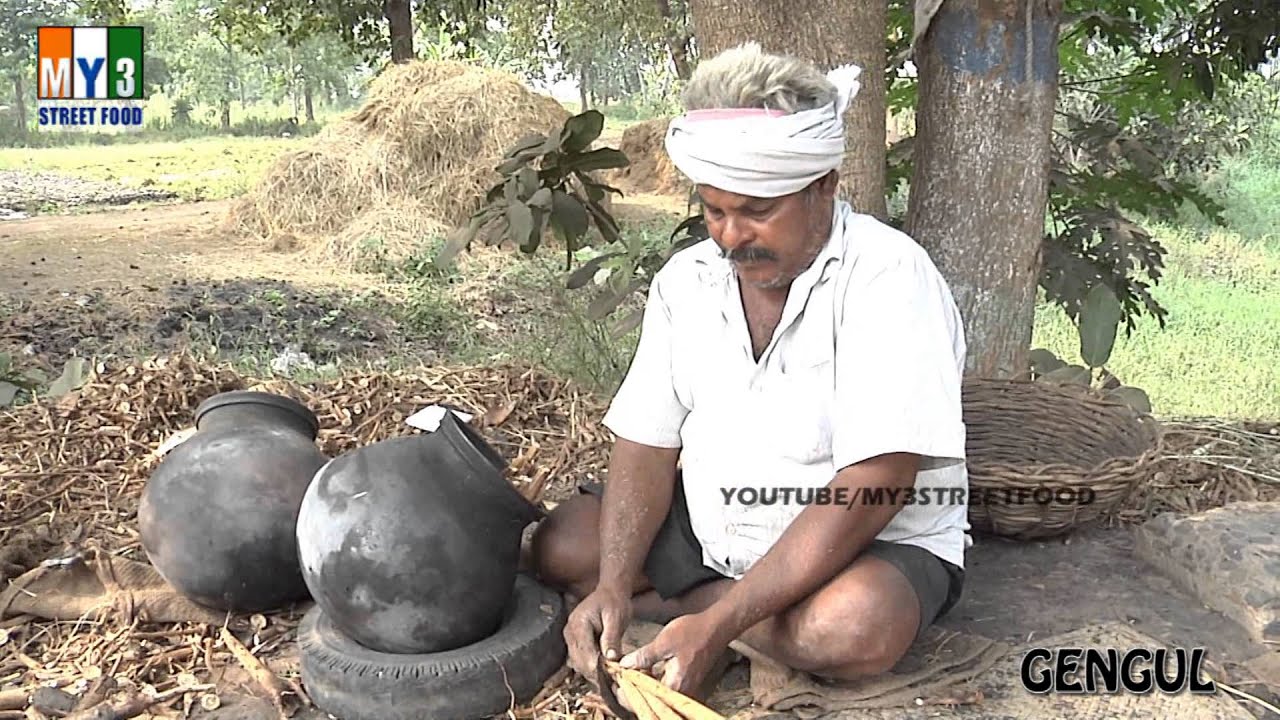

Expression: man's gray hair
xmin=681 ymin=42 xmax=837 ymax=114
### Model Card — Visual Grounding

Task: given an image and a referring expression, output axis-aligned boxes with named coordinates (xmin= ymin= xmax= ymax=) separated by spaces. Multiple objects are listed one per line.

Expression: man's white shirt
xmin=601 ymin=200 xmax=971 ymax=577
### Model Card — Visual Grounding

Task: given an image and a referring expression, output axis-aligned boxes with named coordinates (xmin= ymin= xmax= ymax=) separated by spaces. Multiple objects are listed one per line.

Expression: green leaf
xmin=504 ymin=132 xmax=548 ymax=159
xmin=1079 ymin=283 xmax=1124 ymax=368
xmin=47 ymin=357 xmax=90 ymax=397
xmin=1039 ymin=364 xmax=1091 ymax=385
xmin=507 ymin=201 xmax=534 ymax=250
xmin=485 ymin=181 xmax=506 ymax=204
xmin=560 ymin=110 xmax=605 ymax=153
xmin=550 ymin=190 xmax=589 ymax=245
xmin=436 ymin=217 xmax=482 ymax=267
xmin=566 ymin=252 xmax=624 ymax=289
xmin=515 ymin=167 xmax=539 ymax=199
xmin=586 ymin=279 xmax=642 ymax=320
xmin=0 ymin=381 xmax=18 ymax=407
xmin=567 ymin=148 xmax=630 ymax=173
xmin=528 ymin=188 xmax=553 ymax=209
xmin=584 ymin=201 xmax=622 ymax=245
xmin=526 ymin=207 xmax=548 ymax=253
xmin=1108 ymin=385 xmax=1152 ymax=414
xmin=573 ymin=171 xmax=625 ymax=200
xmin=1029 ymin=348 xmax=1065 ymax=377
xmin=496 ymin=155 xmax=531 ymax=175
xmin=610 ymin=308 xmax=644 ymax=340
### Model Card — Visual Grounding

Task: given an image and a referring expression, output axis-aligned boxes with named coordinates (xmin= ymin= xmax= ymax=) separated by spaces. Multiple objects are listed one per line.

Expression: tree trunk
xmin=579 ymin=63 xmax=590 ymax=110
xmin=688 ymin=0 xmax=887 ymax=219
xmin=12 ymin=74 xmax=28 ymax=137
xmin=654 ymin=0 xmax=693 ymax=80
xmin=222 ymin=21 xmax=235 ymax=129
xmin=905 ymin=0 xmax=1062 ymax=379
xmin=384 ymin=0 xmax=414 ymax=63
xmin=304 ymin=79 xmax=315 ymax=123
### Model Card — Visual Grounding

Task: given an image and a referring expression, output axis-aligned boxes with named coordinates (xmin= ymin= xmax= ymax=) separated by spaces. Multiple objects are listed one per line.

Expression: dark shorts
xmin=579 ymin=475 xmax=964 ymax=640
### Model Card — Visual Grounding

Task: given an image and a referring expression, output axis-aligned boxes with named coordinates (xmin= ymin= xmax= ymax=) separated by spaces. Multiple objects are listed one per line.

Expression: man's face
xmin=698 ymin=172 xmax=838 ymax=291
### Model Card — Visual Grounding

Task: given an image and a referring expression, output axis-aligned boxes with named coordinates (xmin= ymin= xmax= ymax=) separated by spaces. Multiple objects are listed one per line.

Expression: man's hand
xmin=619 ymin=611 xmax=728 ymax=697
xmin=564 ymin=584 xmax=633 ymax=682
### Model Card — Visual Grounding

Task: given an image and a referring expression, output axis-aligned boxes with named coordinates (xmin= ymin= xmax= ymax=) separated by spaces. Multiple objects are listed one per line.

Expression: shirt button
xmin=725 ymin=525 xmax=737 ymax=536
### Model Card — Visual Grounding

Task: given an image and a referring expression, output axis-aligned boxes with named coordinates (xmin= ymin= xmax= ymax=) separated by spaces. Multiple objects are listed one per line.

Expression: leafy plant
xmin=1028 ymin=284 xmax=1153 ymax=414
xmin=0 ymin=352 xmax=43 ymax=408
xmin=0 ymin=353 xmax=91 ymax=408
xmin=437 ymin=109 xmax=711 ymax=339
xmin=435 ymin=109 xmax=630 ymax=271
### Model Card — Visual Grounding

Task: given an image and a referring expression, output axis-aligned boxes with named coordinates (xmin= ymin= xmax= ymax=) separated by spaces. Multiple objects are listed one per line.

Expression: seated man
xmin=527 ymin=42 xmax=971 ymax=698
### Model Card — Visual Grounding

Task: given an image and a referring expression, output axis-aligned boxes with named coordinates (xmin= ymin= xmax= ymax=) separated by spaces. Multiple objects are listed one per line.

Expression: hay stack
xmin=225 ymin=60 xmax=571 ymax=264
xmin=606 ymin=117 xmax=690 ymax=197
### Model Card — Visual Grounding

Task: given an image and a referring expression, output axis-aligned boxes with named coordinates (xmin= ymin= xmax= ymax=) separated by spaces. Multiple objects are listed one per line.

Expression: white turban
xmin=664 ymin=63 xmax=862 ymax=198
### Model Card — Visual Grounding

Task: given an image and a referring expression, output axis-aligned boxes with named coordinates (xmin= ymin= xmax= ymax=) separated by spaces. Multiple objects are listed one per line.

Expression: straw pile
xmin=607 ymin=118 xmax=689 ymax=197
xmin=1115 ymin=417 xmax=1280 ymax=522
xmin=224 ymin=60 xmax=571 ymax=265
xmin=0 ymin=353 xmax=613 ymax=717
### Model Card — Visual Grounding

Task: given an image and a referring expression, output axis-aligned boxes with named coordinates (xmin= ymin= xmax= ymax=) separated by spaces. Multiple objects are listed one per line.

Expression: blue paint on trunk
xmin=931 ymin=2 xmax=1057 ymax=84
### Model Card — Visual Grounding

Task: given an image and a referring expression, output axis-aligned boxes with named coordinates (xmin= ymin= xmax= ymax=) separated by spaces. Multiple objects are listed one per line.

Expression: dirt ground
xmin=0 ymin=199 xmax=385 ymax=297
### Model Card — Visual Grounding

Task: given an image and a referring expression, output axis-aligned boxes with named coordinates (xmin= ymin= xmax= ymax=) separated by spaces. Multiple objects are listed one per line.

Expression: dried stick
xmin=615 ymin=672 xmax=686 ymax=720
xmin=61 ymin=684 xmax=212 ymax=720
xmin=72 ymin=678 xmax=116 ymax=712
xmin=613 ymin=676 xmax=659 ymax=720
xmin=605 ymin=664 xmax=725 ymax=720
xmin=0 ymin=690 xmax=27 ymax=712
xmin=218 ymin=627 xmax=288 ymax=719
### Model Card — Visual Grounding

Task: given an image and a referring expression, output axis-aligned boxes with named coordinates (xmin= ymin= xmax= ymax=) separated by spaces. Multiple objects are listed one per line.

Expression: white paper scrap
xmin=405 ymin=405 xmax=474 ymax=432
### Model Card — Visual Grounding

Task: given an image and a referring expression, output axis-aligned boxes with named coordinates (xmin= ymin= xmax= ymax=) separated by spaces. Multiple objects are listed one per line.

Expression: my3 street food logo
xmin=36 ymin=26 xmax=146 ymax=132
xmin=1021 ymin=646 xmax=1218 ymax=694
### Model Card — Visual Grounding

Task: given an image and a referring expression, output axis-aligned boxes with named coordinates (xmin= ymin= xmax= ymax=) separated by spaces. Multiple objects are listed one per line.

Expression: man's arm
xmin=596 ymin=438 xmax=681 ymax=595
xmin=696 ymin=452 xmax=918 ymax=646
xmin=596 ymin=270 xmax=690 ymax=593
xmin=567 ymin=269 xmax=690 ymax=670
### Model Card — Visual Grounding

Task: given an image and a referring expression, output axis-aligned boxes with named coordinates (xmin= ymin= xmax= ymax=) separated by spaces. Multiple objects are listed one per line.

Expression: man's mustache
xmin=720 ymin=245 xmax=777 ymax=263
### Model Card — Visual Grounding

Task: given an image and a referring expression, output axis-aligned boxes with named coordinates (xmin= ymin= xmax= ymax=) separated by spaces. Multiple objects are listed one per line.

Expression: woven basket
xmin=962 ymin=377 xmax=1164 ymax=540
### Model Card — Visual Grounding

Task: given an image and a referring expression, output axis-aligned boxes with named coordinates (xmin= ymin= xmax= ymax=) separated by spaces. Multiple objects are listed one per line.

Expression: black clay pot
xmin=139 ymin=391 xmax=329 ymax=613
xmin=295 ymin=409 xmax=543 ymax=655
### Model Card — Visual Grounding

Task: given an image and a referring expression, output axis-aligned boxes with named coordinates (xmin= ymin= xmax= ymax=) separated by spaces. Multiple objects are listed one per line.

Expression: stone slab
xmin=1134 ymin=501 xmax=1280 ymax=645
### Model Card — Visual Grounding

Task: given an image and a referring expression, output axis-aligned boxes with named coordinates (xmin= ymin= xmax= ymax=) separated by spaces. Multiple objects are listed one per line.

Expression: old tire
xmin=298 ymin=573 xmax=567 ymax=720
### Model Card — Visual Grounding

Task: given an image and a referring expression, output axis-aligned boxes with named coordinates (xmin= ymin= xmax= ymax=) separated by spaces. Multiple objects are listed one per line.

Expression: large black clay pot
xmin=140 ymin=391 xmax=329 ymax=613
xmin=296 ymin=409 xmax=543 ymax=655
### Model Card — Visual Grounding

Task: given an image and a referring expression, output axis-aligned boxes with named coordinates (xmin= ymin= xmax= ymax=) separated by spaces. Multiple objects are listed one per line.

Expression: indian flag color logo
xmin=37 ymin=26 xmax=146 ymax=131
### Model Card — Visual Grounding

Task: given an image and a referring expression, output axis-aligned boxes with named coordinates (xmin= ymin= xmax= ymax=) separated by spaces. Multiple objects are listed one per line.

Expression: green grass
xmin=0 ymin=135 xmax=307 ymax=201
xmin=1031 ymin=222 xmax=1280 ymax=420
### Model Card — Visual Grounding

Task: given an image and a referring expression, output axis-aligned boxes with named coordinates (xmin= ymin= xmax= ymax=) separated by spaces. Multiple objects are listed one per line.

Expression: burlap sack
xmin=0 ymin=546 xmax=224 ymax=625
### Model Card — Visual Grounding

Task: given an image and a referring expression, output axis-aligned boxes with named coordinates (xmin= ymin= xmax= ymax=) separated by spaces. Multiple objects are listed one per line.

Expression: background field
xmin=4 ymin=124 xmax=1278 ymax=419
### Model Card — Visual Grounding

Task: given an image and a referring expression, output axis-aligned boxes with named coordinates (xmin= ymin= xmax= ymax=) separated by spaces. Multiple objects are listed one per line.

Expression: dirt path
xmin=0 ymin=199 xmax=398 ymax=301
xmin=0 ymin=193 xmax=689 ymax=299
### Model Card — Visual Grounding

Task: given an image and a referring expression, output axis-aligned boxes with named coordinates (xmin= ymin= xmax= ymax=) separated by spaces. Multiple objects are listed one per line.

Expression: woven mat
xmin=730 ymin=625 xmax=1008 ymax=716
xmin=772 ymin=622 xmax=1256 ymax=720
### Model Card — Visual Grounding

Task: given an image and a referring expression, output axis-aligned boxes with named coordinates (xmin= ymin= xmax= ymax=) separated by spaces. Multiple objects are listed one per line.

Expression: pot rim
xmin=195 ymin=390 xmax=321 ymax=438
xmin=439 ymin=410 xmax=543 ymax=520
xmin=439 ymin=408 xmax=506 ymax=474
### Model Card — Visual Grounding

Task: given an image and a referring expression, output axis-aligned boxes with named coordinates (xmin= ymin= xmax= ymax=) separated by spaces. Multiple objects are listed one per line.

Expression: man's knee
xmin=778 ymin=557 xmax=921 ymax=677
xmin=529 ymin=493 xmax=599 ymax=591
